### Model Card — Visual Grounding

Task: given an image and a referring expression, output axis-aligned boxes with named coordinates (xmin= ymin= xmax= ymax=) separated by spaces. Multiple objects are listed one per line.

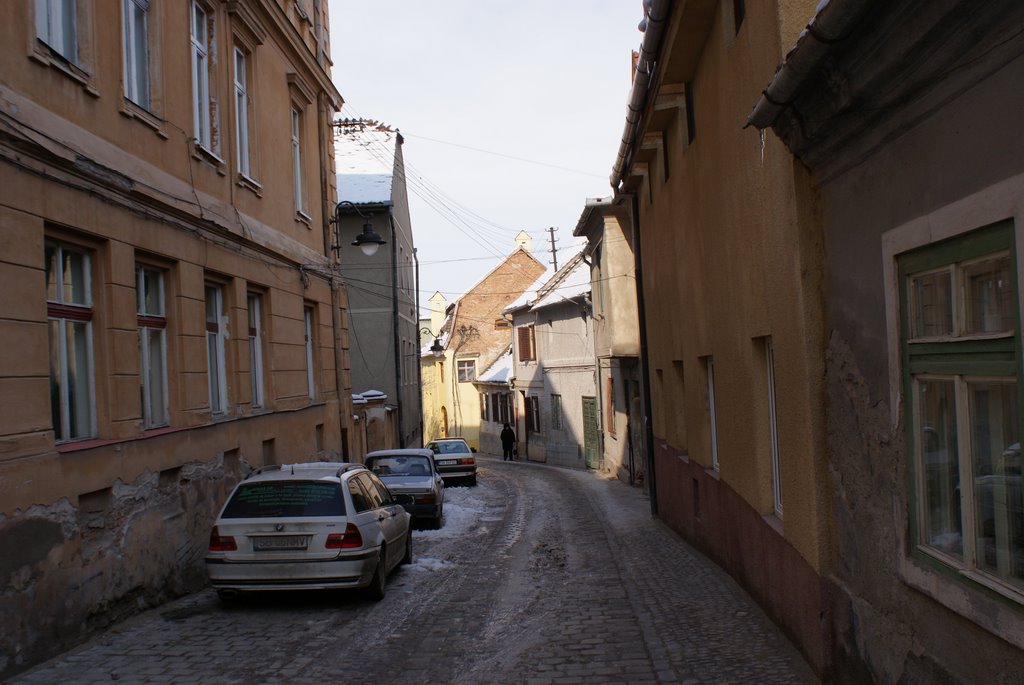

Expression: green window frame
xmin=899 ymin=220 xmax=1024 ymax=599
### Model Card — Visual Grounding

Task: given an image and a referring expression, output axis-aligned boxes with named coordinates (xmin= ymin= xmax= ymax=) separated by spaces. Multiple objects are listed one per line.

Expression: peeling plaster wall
xmin=0 ymin=455 xmax=247 ymax=677
xmin=820 ymin=52 xmax=1024 ymax=685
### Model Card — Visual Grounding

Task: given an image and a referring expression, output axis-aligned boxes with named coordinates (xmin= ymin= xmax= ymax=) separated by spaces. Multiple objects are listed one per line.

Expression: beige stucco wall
xmin=633 ymin=0 xmax=827 ymax=570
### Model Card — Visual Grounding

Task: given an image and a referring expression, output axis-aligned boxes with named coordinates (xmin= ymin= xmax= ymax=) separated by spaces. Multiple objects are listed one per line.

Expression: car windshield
xmin=429 ymin=441 xmax=469 ymax=455
xmin=367 ymin=455 xmax=432 ymax=477
xmin=221 ymin=481 xmax=346 ymax=518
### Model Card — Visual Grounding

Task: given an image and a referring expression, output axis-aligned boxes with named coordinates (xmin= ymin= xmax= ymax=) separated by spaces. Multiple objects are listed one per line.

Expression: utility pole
xmin=546 ymin=226 xmax=559 ymax=271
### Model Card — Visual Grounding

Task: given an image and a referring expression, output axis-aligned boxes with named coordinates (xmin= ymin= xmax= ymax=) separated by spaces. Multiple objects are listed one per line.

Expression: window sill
xmin=29 ymin=43 xmax=98 ymax=97
xmin=192 ymin=142 xmax=227 ymax=174
xmin=900 ymin=548 xmax=1024 ymax=649
xmin=295 ymin=209 xmax=312 ymax=227
xmin=119 ymin=100 xmax=169 ymax=139
xmin=238 ymin=174 xmax=263 ymax=196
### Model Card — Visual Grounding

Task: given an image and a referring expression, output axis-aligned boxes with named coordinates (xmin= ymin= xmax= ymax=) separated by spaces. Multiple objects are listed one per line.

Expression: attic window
xmin=494 ymin=318 xmax=511 ymax=330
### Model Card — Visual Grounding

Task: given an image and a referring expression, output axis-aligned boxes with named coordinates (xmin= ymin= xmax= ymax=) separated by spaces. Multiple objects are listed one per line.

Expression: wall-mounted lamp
xmin=420 ymin=327 xmax=444 ymax=358
xmin=508 ymin=376 xmax=516 ymax=390
xmin=333 ymin=200 xmax=387 ymax=257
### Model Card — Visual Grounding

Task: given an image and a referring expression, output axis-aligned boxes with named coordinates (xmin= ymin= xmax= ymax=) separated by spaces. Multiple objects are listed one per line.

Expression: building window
xmin=205 ymin=283 xmax=227 ymax=415
xmin=137 ymin=265 xmax=168 ymax=428
xmin=517 ymin=325 xmax=536 ymax=362
xmin=480 ymin=393 xmax=487 ymax=421
xmin=527 ymin=395 xmax=541 ymax=434
xmin=457 ymin=360 xmax=476 ymax=383
xmin=304 ymin=305 xmax=316 ymax=398
xmin=704 ymin=355 xmax=719 ymax=470
xmin=764 ymin=338 xmax=782 ymax=516
xmin=684 ymin=81 xmax=696 ymax=144
xmin=233 ymin=46 xmax=252 ymax=178
xmin=122 ymin=0 xmax=150 ymax=108
xmin=46 ymin=241 xmax=94 ymax=441
xmin=36 ymin=0 xmax=78 ymax=63
xmin=606 ymin=376 xmax=616 ymax=438
xmin=190 ymin=1 xmax=214 ymax=151
xmin=733 ymin=0 xmax=746 ymax=33
xmin=901 ymin=222 xmax=1022 ymax=593
xmin=438 ymin=361 xmax=444 ymax=384
xmin=491 ymin=393 xmax=500 ymax=422
xmin=247 ymin=293 xmax=264 ymax=409
xmin=551 ymin=394 xmax=563 ymax=431
xmin=291 ymin=106 xmax=306 ymax=216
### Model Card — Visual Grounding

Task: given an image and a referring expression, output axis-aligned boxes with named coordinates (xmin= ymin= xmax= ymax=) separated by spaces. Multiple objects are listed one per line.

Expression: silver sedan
xmin=366 ymin=448 xmax=445 ymax=528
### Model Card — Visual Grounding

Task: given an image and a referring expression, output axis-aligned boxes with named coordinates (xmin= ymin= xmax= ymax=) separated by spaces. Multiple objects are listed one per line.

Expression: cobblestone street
xmin=11 ymin=457 xmax=819 ymax=684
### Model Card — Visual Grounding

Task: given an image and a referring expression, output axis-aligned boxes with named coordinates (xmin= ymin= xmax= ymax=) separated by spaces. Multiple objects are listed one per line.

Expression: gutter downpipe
xmin=625 ymin=191 xmax=657 ymax=515
xmin=414 ymin=247 xmax=423 ymax=446
xmin=389 ymin=211 xmax=404 ymax=448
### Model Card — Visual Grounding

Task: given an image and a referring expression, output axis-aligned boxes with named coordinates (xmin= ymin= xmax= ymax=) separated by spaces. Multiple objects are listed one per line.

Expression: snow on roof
xmin=334 ymin=119 xmax=398 ymax=205
xmin=532 ymin=256 xmax=590 ymax=309
xmin=476 ymin=347 xmax=513 ymax=385
xmin=505 ymin=249 xmax=590 ymax=314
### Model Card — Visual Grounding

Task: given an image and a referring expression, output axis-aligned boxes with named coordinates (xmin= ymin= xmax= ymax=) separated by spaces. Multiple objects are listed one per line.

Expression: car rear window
xmin=430 ymin=441 xmax=469 ymax=455
xmin=367 ymin=455 xmax=432 ymax=476
xmin=221 ymin=481 xmax=346 ymax=518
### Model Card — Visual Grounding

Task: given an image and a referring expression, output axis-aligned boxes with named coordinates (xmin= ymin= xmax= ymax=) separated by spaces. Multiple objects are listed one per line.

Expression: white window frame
xmin=765 ymin=338 xmax=783 ymax=516
xmin=47 ymin=241 xmax=95 ymax=442
xmin=137 ymin=265 xmax=168 ymax=428
xmin=247 ymin=293 xmax=264 ymax=409
xmin=122 ymin=0 xmax=150 ymax=109
xmin=36 ymin=0 xmax=78 ymax=62
xmin=233 ymin=46 xmax=251 ymax=178
xmin=291 ymin=106 xmax=306 ymax=216
xmin=205 ymin=284 xmax=228 ymax=415
xmin=304 ymin=305 xmax=316 ymax=399
xmin=190 ymin=1 xmax=212 ymax=150
xmin=457 ymin=359 xmax=476 ymax=383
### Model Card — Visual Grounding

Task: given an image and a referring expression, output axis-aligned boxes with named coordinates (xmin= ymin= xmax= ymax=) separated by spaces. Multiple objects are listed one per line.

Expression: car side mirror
xmin=471 ymin=447 xmax=477 ymax=453
xmin=393 ymin=494 xmax=415 ymax=507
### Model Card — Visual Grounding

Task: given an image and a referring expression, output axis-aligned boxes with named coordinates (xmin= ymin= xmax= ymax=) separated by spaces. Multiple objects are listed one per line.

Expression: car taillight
xmin=414 ymin=494 xmax=436 ymax=504
xmin=208 ymin=526 xmax=237 ymax=552
xmin=326 ymin=523 xmax=363 ymax=549
xmin=459 ymin=457 xmax=475 ymax=465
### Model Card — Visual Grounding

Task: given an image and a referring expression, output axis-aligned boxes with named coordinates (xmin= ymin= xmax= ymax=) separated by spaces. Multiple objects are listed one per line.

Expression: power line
xmin=401 ymin=132 xmax=606 ymax=179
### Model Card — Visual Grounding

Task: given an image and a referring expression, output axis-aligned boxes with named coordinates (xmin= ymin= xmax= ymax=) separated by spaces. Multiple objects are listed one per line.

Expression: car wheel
xmin=401 ymin=530 xmax=413 ymax=565
xmin=468 ymin=474 xmax=477 ymax=486
xmin=216 ymin=589 xmax=239 ymax=604
xmin=431 ymin=511 xmax=443 ymax=530
xmin=366 ymin=547 xmax=387 ymax=601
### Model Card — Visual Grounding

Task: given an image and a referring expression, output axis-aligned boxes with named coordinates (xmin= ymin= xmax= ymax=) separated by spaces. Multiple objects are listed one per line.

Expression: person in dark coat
xmin=500 ymin=423 xmax=517 ymax=461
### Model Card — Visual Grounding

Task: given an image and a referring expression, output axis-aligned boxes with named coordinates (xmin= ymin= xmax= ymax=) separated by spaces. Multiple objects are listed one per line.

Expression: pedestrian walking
xmin=500 ymin=423 xmax=517 ymax=461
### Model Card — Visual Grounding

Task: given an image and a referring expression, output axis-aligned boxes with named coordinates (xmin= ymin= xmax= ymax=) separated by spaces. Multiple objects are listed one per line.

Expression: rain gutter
xmin=746 ymin=0 xmax=871 ymax=130
xmin=610 ymin=0 xmax=671 ymax=191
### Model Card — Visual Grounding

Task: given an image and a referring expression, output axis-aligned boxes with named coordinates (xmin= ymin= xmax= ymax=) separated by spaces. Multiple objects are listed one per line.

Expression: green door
xmin=582 ymin=397 xmax=599 ymax=469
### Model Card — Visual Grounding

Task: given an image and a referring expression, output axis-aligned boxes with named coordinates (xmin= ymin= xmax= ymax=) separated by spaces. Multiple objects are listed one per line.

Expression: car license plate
xmin=253 ymin=535 xmax=309 ymax=551
xmin=438 ymin=459 xmax=457 ymax=466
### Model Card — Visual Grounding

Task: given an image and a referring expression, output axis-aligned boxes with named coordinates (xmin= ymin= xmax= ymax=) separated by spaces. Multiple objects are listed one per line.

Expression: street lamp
xmin=420 ymin=327 xmax=444 ymax=358
xmin=333 ymin=200 xmax=386 ymax=257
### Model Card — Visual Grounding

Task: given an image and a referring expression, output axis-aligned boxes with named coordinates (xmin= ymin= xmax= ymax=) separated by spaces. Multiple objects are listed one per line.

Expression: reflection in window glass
xmin=964 ymin=255 xmax=1015 ymax=335
xmin=919 ymin=378 xmax=962 ymax=558
xmin=910 ymin=270 xmax=953 ymax=338
xmin=969 ymin=380 xmax=1022 ymax=586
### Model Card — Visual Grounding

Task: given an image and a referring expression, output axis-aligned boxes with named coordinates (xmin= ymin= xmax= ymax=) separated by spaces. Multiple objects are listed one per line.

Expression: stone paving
xmin=9 ymin=457 xmax=819 ymax=684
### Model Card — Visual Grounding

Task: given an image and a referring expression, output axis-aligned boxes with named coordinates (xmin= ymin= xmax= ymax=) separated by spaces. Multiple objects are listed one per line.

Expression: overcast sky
xmin=329 ymin=1 xmax=643 ymax=316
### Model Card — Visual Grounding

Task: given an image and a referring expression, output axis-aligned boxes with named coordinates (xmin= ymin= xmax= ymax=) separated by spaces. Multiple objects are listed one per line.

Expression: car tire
xmin=468 ymin=474 xmax=477 ymax=486
xmin=366 ymin=547 xmax=387 ymax=601
xmin=401 ymin=530 xmax=413 ymax=565
xmin=431 ymin=511 xmax=443 ymax=530
xmin=216 ymin=589 xmax=239 ymax=604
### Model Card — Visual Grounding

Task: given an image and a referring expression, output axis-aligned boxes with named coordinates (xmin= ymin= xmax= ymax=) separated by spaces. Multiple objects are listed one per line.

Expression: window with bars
xmin=900 ymin=221 xmax=1022 ymax=597
xmin=137 ymin=265 xmax=168 ymax=428
xmin=46 ymin=241 xmax=94 ymax=441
